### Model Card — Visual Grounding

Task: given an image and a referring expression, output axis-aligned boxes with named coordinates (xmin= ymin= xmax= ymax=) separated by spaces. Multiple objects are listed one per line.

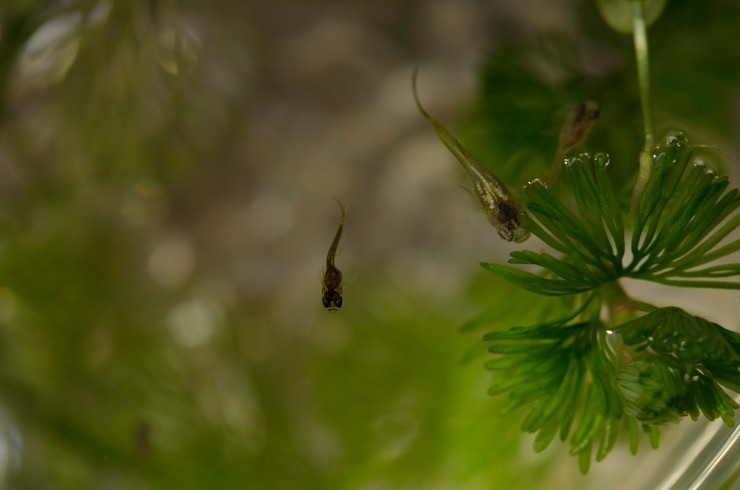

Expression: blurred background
xmin=0 ymin=0 xmax=738 ymax=488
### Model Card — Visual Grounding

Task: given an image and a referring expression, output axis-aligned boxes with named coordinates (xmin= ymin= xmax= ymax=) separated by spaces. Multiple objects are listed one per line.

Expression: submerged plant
xmin=480 ymin=139 xmax=739 ymax=472
xmin=418 ymin=0 xmax=739 ymax=474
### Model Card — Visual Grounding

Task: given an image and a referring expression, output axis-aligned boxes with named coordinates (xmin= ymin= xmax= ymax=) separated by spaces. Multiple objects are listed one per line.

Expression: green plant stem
xmin=629 ymin=1 xmax=656 ymax=216
xmin=600 ymin=281 xmax=632 ymax=325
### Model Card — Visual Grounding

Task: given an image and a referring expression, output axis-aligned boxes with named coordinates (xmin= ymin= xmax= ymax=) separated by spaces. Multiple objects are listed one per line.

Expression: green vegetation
xmin=450 ymin=0 xmax=740 ymax=475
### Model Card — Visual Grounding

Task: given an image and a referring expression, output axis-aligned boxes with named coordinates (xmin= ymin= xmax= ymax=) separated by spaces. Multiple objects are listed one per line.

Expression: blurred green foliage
xmin=462 ymin=0 xmax=740 ymax=192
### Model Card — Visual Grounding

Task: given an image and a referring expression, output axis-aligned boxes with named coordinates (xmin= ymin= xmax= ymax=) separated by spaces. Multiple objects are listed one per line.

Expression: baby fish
xmin=558 ymin=101 xmax=600 ymax=154
xmin=547 ymin=101 xmax=600 ymax=182
xmin=411 ymin=70 xmax=530 ymax=243
xmin=322 ymin=201 xmax=346 ymax=311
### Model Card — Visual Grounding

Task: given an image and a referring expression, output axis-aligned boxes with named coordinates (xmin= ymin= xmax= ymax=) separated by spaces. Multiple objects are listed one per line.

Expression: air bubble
xmin=595 ymin=153 xmax=610 ymax=167
xmin=525 ymin=177 xmax=547 ymax=188
xmin=664 ymin=130 xmax=688 ymax=146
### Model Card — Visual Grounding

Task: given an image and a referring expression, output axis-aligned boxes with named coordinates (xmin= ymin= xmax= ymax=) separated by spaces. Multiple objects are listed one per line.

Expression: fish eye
xmin=322 ymin=291 xmax=343 ymax=311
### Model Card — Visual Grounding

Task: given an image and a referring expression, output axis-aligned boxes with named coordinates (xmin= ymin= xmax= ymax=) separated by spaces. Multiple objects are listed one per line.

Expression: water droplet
xmin=525 ymin=177 xmax=547 ymax=188
xmin=648 ymin=336 xmax=654 ymax=342
xmin=664 ymin=130 xmax=688 ymax=146
xmin=595 ymin=153 xmax=610 ymax=167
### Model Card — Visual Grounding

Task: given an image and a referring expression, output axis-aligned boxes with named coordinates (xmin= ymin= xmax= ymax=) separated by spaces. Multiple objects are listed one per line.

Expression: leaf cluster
xmin=457 ymin=0 xmax=740 ymax=479
xmin=476 ymin=141 xmax=738 ymax=472
xmin=628 ymin=143 xmax=740 ymax=288
xmin=483 ymin=304 xmax=635 ymax=474
xmin=483 ymin=303 xmax=740 ymax=474
xmin=482 ymin=140 xmax=740 ymax=295
xmin=615 ymin=307 xmax=740 ymax=425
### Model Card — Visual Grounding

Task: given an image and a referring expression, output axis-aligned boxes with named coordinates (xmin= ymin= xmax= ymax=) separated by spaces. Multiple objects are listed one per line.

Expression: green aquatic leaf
xmin=615 ymin=307 xmax=740 ymax=392
xmin=481 ymin=140 xmax=739 ymax=294
xmin=595 ymin=0 xmax=668 ymax=34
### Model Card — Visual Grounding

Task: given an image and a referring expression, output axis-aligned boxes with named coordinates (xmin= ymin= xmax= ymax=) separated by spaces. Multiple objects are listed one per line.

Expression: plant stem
xmin=629 ymin=1 xmax=656 ymax=216
xmin=600 ymin=281 xmax=631 ymax=321
xmin=633 ymin=2 xmax=656 ymax=151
